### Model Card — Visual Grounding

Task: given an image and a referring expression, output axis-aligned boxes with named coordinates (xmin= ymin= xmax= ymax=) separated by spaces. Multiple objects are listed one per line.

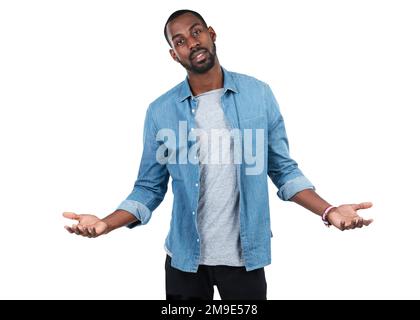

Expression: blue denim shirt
xmin=117 ymin=67 xmax=314 ymax=272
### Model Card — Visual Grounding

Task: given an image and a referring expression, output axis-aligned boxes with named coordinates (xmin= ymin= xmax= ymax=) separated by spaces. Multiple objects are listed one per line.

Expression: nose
xmin=188 ymin=38 xmax=200 ymax=51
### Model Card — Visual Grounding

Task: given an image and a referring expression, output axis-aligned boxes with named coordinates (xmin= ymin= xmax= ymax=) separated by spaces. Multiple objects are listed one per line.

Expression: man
xmin=63 ymin=9 xmax=373 ymax=300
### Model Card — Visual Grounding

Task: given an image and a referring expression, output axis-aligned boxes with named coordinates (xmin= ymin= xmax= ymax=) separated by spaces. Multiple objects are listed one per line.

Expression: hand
xmin=63 ymin=212 xmax=108 ymax=238
xmin=327 ymin=202 xmax=373 ymax=231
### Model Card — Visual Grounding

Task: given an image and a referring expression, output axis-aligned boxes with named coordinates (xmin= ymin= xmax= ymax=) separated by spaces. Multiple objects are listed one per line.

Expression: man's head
xmin=164 ymin=10 xmax=217 ymax=74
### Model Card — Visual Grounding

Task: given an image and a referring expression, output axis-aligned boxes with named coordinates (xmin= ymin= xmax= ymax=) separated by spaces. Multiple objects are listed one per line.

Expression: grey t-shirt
xmin=194 ymin=88 xmax=244 ymax=266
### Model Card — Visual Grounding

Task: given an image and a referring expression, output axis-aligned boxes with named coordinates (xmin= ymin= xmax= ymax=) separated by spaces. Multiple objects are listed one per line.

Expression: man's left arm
xmin=264 ymin=83 xmax=373 ymax=230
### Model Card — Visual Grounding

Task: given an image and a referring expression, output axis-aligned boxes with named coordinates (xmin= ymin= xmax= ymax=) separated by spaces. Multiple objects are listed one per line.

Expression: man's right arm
xmin=63 ymin=105 xmax=169 ymax=237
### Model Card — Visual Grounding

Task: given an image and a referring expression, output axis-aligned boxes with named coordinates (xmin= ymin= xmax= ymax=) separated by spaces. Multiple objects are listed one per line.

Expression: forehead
xmin=166 ymin=13 xmax=205 ymax=38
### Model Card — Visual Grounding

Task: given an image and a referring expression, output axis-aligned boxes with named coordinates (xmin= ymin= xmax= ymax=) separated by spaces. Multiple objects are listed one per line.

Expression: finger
xmin=87 ymin=227 xmax=95 ymax=238
xmin=92 ymin=227 xmax=97 ymax=237
xmin=83 ymin=226 xmax=91 ymax=237
xmin=350 ymin=220 xmax=357 ymax=229
xmin=64 ymin=226 xmax=74 ymax=234
xmin=340 ymin=221 xmax=345 ymax=231
xmin=63 ymin=212 xmax=80 ymax=221
xmin=343 ymin=221 xmax=350 ymax=230
xmin=78 ymin=225 xmax=88 ymax=237
xmin=352 ymin=202 xmax=373 ymax=211
xmin=73 ymin=224 xmax=81 ymax=235
xmin=356 ymin=218 xmax=364 ymax=228
xmin=363 ymin=219 xmax=374 ymax=226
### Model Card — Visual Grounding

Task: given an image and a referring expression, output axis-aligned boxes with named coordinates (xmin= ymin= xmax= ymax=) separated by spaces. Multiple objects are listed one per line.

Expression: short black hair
xmin=164 ymin=9 xmax=208 ymax=46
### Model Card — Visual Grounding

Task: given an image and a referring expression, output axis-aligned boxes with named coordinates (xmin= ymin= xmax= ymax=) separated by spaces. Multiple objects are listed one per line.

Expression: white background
xmin=1 ymin=0 xmax=419 ymax=299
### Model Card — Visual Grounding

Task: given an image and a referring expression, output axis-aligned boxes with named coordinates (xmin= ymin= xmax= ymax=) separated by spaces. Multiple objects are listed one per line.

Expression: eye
xmin=176 ymin=38 xmax=185 ymax=47
xmin=192 ymin=29 xmax=202 ymax=38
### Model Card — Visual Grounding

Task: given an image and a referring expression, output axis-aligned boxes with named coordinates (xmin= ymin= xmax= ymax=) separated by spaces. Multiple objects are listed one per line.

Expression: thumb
xmin=63 ymin=212 xmax=80 ymax=221
xmin=351 ymin=202 xmax=373 ymax=211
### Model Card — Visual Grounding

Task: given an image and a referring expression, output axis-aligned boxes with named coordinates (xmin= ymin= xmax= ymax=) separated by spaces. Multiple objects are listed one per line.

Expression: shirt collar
xmin=178 ymin=66 xmax=239 ymax=102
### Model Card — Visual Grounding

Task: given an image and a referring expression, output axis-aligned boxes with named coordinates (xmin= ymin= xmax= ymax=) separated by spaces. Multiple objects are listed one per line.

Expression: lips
xmin=190 ymin=49 xmax=207 ymax=62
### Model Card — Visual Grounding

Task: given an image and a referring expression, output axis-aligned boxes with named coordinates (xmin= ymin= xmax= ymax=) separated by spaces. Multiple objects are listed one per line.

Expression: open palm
xmin=328 ymin=202 xmax=373 ymax=231
xmin=63 ymin=212 xmax=108 ymax=238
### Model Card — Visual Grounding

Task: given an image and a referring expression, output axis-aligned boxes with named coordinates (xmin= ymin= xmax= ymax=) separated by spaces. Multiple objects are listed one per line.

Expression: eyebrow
xmin=171 ymin=23 xmax=203 ymax=41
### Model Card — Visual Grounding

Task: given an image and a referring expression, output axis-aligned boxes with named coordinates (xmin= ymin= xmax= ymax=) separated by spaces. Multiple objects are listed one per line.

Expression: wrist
xmin=322 ymin=205 xmax=337 ymax=227
xmin=100 ymin=219 xmax=111 ymax=234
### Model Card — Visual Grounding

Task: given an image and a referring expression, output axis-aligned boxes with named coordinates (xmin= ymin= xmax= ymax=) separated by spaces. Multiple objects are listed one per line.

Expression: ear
xmin=169 ymin=49 xmax=179 ymax=62
xmin=208 ymin=26 xmax=217 ymax=42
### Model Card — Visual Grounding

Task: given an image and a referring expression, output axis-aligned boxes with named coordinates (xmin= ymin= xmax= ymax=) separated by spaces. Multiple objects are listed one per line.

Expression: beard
xmin=180 ymin=43 xmax=217 ymax=74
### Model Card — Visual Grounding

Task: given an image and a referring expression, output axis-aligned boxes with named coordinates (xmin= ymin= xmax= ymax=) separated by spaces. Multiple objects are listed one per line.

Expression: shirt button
xmin=192 ymin=211 xmax=195 ymax=215
xmin=192 ymin=109 xmax=195 ymax=113
xmin=196 ymin=239 xmax=200 ymax=242
xmin=195 ymin=183 xmax=199 ymax=187
xmin=191 ymin=127 xmax=194 ymax=131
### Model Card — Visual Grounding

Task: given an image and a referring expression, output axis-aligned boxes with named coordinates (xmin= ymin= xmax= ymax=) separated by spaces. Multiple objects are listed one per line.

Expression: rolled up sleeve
xmin=117 ymin=199 xmax=152 ymax=229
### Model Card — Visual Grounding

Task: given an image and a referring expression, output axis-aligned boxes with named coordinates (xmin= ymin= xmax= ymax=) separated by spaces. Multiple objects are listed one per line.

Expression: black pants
xmin=165 ymin=255 xmax=267 ymax=300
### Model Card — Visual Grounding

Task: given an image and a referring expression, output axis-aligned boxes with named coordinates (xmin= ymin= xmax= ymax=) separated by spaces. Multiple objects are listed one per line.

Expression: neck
xmin=187 ymin=59 xmax=223 ymax=96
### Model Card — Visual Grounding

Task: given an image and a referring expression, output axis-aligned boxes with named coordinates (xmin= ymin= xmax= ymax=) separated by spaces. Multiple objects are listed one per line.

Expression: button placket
xmin=190 ymin=98 xmax=201 ymax=255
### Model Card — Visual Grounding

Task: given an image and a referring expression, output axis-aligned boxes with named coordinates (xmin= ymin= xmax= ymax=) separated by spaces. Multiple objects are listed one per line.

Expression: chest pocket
xmin=239 ymin=115 xmax=266 ymax=130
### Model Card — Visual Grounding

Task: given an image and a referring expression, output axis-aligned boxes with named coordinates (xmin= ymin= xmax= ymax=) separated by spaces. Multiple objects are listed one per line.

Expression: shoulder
xmin=227 ymin=70 xmax=269 ymax=91
xmin=147 ymin=81 xmax=184 ymax=113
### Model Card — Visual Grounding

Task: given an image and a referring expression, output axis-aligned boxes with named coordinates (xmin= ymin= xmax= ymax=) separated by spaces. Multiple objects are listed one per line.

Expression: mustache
xmin=189 ymin=48 xmax=209 ymax=60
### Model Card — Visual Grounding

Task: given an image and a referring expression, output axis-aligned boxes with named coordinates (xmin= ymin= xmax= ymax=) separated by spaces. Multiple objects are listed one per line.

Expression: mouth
xmin=190 ymin=49 xmax=208 ymax=63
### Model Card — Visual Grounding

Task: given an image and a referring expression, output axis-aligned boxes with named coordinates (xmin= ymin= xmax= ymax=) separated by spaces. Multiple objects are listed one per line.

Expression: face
xmin=166 ymin=13 xmax=217 ymax=74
